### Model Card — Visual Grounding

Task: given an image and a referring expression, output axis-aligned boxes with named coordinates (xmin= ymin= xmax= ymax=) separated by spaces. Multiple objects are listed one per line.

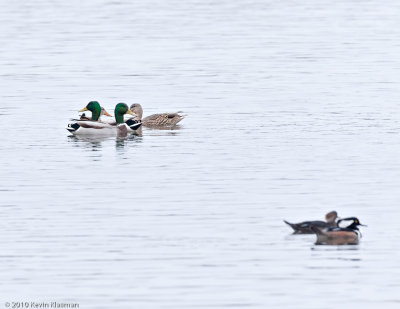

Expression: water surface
xmin=1 ymin=0 xmax=400 ymax=308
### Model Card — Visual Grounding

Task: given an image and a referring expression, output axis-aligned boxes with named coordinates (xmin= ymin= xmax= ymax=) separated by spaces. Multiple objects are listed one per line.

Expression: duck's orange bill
xmin=103 ymin=110 xmax=112 ymax=117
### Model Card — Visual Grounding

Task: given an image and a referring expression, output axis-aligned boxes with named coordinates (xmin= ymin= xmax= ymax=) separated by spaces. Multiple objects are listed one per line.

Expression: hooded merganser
xmin=311 ymin=217 xmax=366 ymax=245
xmin=284 ymin=211 xmax=338 ymax=234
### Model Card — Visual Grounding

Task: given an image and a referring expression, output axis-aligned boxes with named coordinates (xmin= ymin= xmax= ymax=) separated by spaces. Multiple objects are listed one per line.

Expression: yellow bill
xmin=126 ymin=110 xmax=137 ymax=116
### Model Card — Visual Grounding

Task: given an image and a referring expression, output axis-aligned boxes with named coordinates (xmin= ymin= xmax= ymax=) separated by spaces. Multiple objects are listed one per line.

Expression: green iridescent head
xmin=79 ymin=101 xmax=101 ymax=121
xmin=114 ymin=103 xmax=136 ymax=124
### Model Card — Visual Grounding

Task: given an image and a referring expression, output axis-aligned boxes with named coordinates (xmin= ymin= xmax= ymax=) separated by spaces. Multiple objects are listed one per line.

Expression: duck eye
xmin=355 ymin=220 xmax=358 ymax=223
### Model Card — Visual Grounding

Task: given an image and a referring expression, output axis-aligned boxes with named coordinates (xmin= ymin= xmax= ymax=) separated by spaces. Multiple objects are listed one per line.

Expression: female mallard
xmin=130 ymin=103 xmax=185 ymax=128
xmin=66 ymin=103 xmax=141 ymax=135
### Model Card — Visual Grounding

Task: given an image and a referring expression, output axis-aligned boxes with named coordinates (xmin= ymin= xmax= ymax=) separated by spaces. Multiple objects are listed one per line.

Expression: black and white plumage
xmin=311 ymin=217 xmax=366 ymax=245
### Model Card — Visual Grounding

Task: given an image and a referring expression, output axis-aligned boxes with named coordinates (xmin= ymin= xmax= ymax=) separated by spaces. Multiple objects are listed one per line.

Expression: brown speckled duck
xmin=284 ymin=211 xmax=338 ymax=234
xmin=130 ymin=103 xmax=185 ymax=128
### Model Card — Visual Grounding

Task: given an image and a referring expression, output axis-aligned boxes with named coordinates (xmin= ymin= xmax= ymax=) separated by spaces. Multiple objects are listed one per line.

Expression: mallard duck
xmin=79 ymin=105 xmax=112 ymax=121
xmin=70 ymin=101 xmax=109 ymax=121
xmin=66 ymin=103 xmax=141 ymax=135
xmin=69 ymin=101 xmax=112 ymax=122
xmin=130 ymin=103 xmax=185 ymax=127
xmin=284 ymin=211 xmax=338 ymax=234
xmin=311 ymin=217 xmax=366 ymax=245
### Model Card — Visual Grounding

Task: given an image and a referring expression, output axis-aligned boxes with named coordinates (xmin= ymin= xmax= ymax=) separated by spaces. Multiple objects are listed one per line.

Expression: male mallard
xmin=78 ymin=101 xmax=112 ymax=121
xmin=66 ymin=103 xmax=141 ymax=135
xmin=130 ymin=103 xmax=185 ymax=128
xmin=71 ymin=101 xmax=111 ymax=122
xmin=69 ymin=101 xmax=112 ymax=122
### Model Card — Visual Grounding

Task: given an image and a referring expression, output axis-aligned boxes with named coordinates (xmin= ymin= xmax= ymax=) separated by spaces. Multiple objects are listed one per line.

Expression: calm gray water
xmin=1 ymin=0 xmax=400 ymax=308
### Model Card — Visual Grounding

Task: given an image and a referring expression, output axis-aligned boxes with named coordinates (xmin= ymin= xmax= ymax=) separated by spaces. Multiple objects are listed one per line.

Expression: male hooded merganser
xmin=284 ymin=211 xmax=338 ymax=234
xmin=311 ymin=217 xmax=366 ymax=245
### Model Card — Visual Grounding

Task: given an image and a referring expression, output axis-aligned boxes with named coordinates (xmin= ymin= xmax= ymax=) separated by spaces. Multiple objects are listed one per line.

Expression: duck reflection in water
xmin=68 ymin=133 xmax=141 ymax=151
xmin=115 ymin=134 xmax=142 ymax=150
xmin=68 ymin=135 xmax=109 ymax=150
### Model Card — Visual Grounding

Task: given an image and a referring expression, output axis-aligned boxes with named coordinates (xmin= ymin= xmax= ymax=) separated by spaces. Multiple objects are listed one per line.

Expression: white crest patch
xmin=338 ymin=219 xmax=353 ymax=228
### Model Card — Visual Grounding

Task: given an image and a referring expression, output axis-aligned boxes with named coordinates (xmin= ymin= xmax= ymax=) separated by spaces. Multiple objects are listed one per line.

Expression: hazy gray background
xmin=1 ymin=0 xmax=400 ymax=308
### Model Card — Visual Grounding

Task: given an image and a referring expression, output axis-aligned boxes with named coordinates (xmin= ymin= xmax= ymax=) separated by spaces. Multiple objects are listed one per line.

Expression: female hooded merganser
xmin=284 ymin=211 xmax=338 ymax=234
xmin=311 ymin=217 xmax=366 ymax=245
